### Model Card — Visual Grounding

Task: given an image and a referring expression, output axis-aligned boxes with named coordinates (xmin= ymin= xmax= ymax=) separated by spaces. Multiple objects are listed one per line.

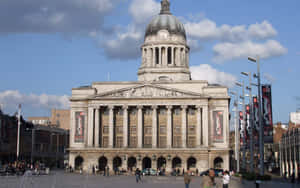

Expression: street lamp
xmin=241 ymin=72 xmax=254 ymax=173
xmin=230 ymin=91 xmax=240 ymax=173
xmin=248 ymin=56 xmax=264 ymax=175
xmin=235 ymin=81 xmax=246 ymax=170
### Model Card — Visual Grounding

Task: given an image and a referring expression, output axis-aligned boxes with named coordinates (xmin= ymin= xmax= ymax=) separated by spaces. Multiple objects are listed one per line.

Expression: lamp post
xmin=241 ymin=72 xmax=254 ymax=173
xmin=248 ymin=56 xmax=264 ymax=175
xmin=230 ymin=91 xmax=240 ymax=172
xmin=236 ymin=81 xmax=246 ymax=170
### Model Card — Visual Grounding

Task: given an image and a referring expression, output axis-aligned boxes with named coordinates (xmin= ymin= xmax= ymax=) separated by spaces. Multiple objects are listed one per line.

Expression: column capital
xmin=196 ymin=105 xmax=202 ymax=110
xmin=108 ymin=105 xmax=114 ymax=110
xmin=137 ymin=105 xmax=143 ymax=110
xmin=181 ymin=105 xmax=188 ymax=109
xmin=151 ymin=105 xmax=158 ymax=109
xmin=166 ymin=105 xmax=173 ymax=110
xmin=122 ymin=105 xmax=128 ymax=110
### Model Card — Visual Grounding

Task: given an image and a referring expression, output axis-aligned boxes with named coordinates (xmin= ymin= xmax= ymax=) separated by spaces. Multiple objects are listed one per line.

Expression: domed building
xmin=69 ymin=0 xmax=230 ymax=174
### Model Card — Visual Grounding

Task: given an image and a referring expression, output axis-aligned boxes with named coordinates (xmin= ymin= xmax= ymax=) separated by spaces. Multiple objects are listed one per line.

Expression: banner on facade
xmin=262 ymin=84 xmax=273 ymax=143
xmin=75 ymin=112 xmax=85 ymax=143
xmin=213 ymin=111 xmax=224 ymax=143
xmin=252 ymin=97 xmax=259 ymax=147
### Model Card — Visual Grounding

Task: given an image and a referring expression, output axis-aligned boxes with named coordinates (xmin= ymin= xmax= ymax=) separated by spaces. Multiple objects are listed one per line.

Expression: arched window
xmin=167 ymin=47 xmax=172 ymax=64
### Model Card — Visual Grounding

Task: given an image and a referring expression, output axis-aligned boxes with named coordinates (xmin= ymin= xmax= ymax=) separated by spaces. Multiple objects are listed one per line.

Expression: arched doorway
xmin=98 ymin=156 xmax=107 ymax=171
xmin=172 ymin=157 xmax=182 ymax=168
xmin=187 ymin=157 xmax=196 ymax=170
xmin=113 ymin=156 xmax=122 ymax=170
xmin=142 ymin=157 xmax=151 ymax=169
xmin=75 ymin=156 xmax=84 ymax=170
xmin=157 ymin=157 xmax=166 ymax=169
xmin=127 ymin=157 xmax=136 ymax=170
xmin=214 ymin=157 xmax=223 ymax=169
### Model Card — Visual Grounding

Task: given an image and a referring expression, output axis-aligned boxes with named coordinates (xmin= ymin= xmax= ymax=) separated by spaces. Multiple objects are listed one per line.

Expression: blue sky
xmin=0 ymin=0 xmax=299 ymax=123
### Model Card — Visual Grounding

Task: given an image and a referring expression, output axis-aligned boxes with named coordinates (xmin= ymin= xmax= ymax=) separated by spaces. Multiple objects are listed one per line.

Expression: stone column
xmin=159 ymin=47 xmax=161 ymax=66
xmin=94 ymin=108 xmax=100 ymax=147
xmin=166 ymin=157 xmax=172 ymax=173
xmin=202 ymin=105 xmax=209 ymax=146
xmin=108 ymin=105 xmax=114 ymax=148
xmin=137 ymin=106 xmax=143 ymax=148
xmin=123 ymin=105 xmax=128 ymax=148
xmin=152 ymin=158 xmax=157 ymax=170
xmin=122 ymin=155 xmax=127 ymax=170
xmin=196 ymin=106 xmax=201 ymax=147
xmin=87 ymin=107 xmax=94 ymax=147
xmin=153 ymin=47 xmax=156 ymax=67
xmin=171 ymin=47 xmax=174 ymax=66
xmin=181 ymin=105 xmax=187 ymax=148
xmin=167 ymin=105 xmax=172 ymax=148
xmin=152 ymin=105 xmax=158 ymax=148
xmin=70 ymin=110 xmax=75 ymax=146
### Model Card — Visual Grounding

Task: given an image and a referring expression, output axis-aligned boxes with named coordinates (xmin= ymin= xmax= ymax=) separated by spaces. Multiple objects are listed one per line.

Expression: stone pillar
xmin=202 ymin=105 xmax=209 ymax=146
xmin=108 ymin=106 xmax=114 ymax=148
xmin=122 ymin=155 xmax=127 ymax=170
xmin=152 ymin=156 xmax=157 ymax=170
xmin=196 ymin=106 xmax=201 ymax=147
xmin=181 ymin=105 xmax=187 ymax=148
xmin=171 ymin=47 xmax=174 ymax=66
xmin=152 ymin=105 xmax=158 ymax=148
xmin=159 ymin=47 xmax=161 ymax=66
xmin=123 ymin=105 xmax=128 ymax=148
xmin=166 ymin=158 xmax=172 ymax=173
xmin=94 ymin=108 xmax=100 ymax=147
xmin=137 ymin=106 xmax=143 ymax=148
xmin=153 ymin=48 xmax=156 ymax=67
xmin=87 ymin=107 xmax=94 ymax=147
xmin=70 ymin=110 xmax=75 ymax=146
xmin=167 ymin=105 xmax=172 ymax=148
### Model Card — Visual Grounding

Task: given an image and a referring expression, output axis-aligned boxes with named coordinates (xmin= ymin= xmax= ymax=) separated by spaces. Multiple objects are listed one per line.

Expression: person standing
xmin=107 ymin=166 xmax=110 ymax=176
xmin=135 ymin=168 xmax=141 ymax=183
xmin=222 ymin=171 xmax=230 ymax=188
xmin=184 ymin=170 xmax=192 ymax=188
xmin=201 ymin=169 xmax=215 ymax=188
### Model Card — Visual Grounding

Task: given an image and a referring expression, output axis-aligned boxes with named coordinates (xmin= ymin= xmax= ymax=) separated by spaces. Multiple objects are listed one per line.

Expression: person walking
xmin=184 ymin=170 xmax=192 ymax=188
xmin=135 ymin=168 xmax=141 ymax=183
xmin=201 ymin=169 xmax=215 ymax=188
xmin=222 ymin=171 xmax=230 ymax=188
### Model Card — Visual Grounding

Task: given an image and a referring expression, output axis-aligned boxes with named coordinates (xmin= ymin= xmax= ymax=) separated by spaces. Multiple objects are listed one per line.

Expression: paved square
xmin=0 ymin=171 xmax=298 ymax=188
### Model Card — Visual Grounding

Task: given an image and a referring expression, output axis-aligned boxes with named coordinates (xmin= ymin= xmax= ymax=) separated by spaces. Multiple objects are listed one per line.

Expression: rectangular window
xmin=174 ymin=126 xmax=181 ymax=134
xmin=188 ymin=125 xmax=195 ymax=134
xmin=130 ymin=126 xmax=137 ymax=134
xmin=159 ymin=109 xmax=166 ymax=115
xmin=188 ymin=108 xmax=195 ymax=115
xmin=116 ymin=136 xmax=123 ymax=148
xmin=116 ymin=126 xmax=123 ymax=134
xmin=103 ymin=126 xmax=109 ymax=134
xmin=144 ymin=136 xmax=152 ymax=148
xmin=187 ymin=136 xmax=195 ymax=148
xmin=173 ymin=136 xmax=181 ymax=148
xmin=159 ymin=136 xmax=166 ymax=148
xmin=103 ymin=136 xmax=109 ymax=148
xmin=159 ymin=125 xmax=166 ymax=134
xmin=144 ymin=126 xmax=152 ymax=134
xmin=130 ymin=109 xmax=137 ymax=115
xmin=103 ymin=109 xmax=109 ymax=116
xmin=117 ymin=109 xmax=123 ymax=115
xmin=129 ymin=136 xmax=137 ymax=148
xmin=174 ymin=108 xmax=181 ymax=115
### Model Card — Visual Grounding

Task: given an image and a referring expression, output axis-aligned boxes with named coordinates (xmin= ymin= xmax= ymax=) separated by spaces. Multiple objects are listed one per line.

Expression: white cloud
xmin=129 ymin=0 xmax=160 ymax=24
xmin=213 ymin=40 xmax=287 ymax=62
xmin=0 ymin=90 xmax=69 ymax=114
xmin=185 ymin=19 xmax=277 ymax=42
xmin=190 ymin=64 xmax=236 ymax=87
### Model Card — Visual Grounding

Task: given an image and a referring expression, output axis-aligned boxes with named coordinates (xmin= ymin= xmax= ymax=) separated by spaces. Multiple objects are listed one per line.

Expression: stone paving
xmin=0 ymin=171 xmax=299 ymax=188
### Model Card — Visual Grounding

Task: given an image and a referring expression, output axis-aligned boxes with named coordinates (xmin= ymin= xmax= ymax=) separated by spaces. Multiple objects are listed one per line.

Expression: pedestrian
xmin=107 ymin=166 xmax=110 ymax=176
xmin=184 ymin=170 xmax=192 ymax=188
xmin=103 ymin=166 xmax=106 ymax=176
xmin=201 ymin=169 xmax=215 ymax=188
xmin=291 ymin=170 xmax=295 ymax=183
xmin=298 ymin=169 xmax=300 ymax=184
xmin=135 ymin=168 xmax=141 ymax=183
xmin=196 ymin=168 xmax=199 ymax=176
xmin=92 ymin=165 xmax=95 ymax=174
xmin=222 ymin=171 xmax=230 ymax=188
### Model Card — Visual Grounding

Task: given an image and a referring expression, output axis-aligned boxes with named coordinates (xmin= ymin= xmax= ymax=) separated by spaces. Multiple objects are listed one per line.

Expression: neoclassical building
xmin=69 ymin=0 xmax=230 ymax=174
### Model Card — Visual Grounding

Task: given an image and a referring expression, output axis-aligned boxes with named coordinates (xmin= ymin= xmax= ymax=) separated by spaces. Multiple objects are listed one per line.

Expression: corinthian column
xmin=167 ymin=105 xmax=172 ymax=148
xmin=94 ymin=107 xmax=100 ymax=147
xmin=108 ymin=105 xmax=114 ymax=148
xmin=123 ymin=105 xmax=128 ymax=148
xmin=137 ymin=106 xmax=143 ymax=148
xmin=181 ymin=105 xmax=187 ymax=148
xmin=196 ymin=106 xmax=201 ymax=147
xmin=152 ymin=105 xmax=158 ymax=148
xmin=87 ymin=107 xmax=94 ymax=147
xmin=202 ymin=105 xmax=209 ymax=147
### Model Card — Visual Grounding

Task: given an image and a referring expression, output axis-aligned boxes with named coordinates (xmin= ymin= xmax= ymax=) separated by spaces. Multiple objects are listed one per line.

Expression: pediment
xmin=94 ymin=84 xmax=201 ymax=98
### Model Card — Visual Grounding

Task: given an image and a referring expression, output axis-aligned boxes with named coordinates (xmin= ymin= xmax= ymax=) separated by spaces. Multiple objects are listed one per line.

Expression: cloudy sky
xmin=0 ymin=0 xmax=298 ymax=123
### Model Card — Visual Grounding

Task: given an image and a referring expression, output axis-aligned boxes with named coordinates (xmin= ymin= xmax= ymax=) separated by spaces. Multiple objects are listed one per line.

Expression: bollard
xmin=255 ymin=180 xmax=261 ymax=188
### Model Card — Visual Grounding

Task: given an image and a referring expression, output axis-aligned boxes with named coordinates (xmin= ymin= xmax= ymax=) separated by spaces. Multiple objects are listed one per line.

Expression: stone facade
xmin=68 ymin=0 xmax=230 ymax=174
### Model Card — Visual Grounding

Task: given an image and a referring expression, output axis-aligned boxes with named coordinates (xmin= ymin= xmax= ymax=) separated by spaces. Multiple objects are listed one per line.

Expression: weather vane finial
xmin=160 ymin=0 xmax=171 ymax=15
